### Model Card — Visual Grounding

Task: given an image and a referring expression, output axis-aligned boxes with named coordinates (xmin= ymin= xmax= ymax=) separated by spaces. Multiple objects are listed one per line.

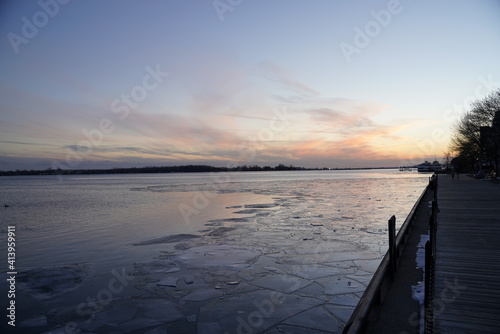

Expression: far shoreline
xmin=0 ymin=165 xmax=401 ymax=177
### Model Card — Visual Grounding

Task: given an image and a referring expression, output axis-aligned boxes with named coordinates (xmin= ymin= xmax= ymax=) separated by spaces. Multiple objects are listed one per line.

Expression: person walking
xmin=451 ymin=166 xmax=456 ymax=180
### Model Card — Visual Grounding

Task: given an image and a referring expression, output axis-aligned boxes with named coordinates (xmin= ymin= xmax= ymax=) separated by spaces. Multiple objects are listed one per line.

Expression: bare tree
xmin=442 ymin=151 xmax=452 ymax=169
xmin=449 ymin=90 xmax=500 ymax=174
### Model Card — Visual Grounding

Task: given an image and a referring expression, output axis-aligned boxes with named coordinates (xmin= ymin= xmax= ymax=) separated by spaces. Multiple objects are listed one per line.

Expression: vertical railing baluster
xmin=424 ymin=240 xmax=434 ymax=334
xmin=388 ymin=215 xmax=396 ymax=274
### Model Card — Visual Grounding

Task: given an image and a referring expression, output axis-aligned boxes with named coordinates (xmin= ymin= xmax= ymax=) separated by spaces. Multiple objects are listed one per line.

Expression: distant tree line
xmin=0 ymin=164 xmax=308 ymax=176
xmin=449 ymin=89 xmax=500 ymax=175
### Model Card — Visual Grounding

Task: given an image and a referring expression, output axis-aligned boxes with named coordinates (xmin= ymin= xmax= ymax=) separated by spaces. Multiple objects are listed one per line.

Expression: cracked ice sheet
xmin=181 ymin=288 xmax=224 ymax=301
xmin=324 ymin=304 xmax=356 ymax=324
xmin=289 ymin=240 xmax=365 ymax=255
xmin=352 ymin=259 xmax=382 ymax=273
xmin=278 ymin=251 xmax=379 ymax=265
xmin=288 ymin=264 xmax=354 ymax=280
xmin=315 ymin=277 xmax=366 ymax=295
xmin=86 ymin=297 xmax=183 ymax=332
xmin=172 ymin=244 xmax=261 ymax=269
xmin=198 ymin=290 xmax=323 ymax=333
xmin=252 ymin=274 xmax=311 ymax=293
xmin=283 ymin=306 xmax=341 ymax=332
xmin=93 ymin=307 xmax=138 ymax=327
xmin=134 ymin=298 xmax=184 ymax=322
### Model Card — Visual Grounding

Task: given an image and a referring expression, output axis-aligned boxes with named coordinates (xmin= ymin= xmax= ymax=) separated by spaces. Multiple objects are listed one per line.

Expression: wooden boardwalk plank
xmin=434 ymin=175 xmax=500 ymax=334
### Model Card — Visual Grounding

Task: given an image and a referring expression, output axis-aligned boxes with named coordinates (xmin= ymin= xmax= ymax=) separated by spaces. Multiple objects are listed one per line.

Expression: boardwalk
xmin=434 ymin=175 xmax=500 ymax=333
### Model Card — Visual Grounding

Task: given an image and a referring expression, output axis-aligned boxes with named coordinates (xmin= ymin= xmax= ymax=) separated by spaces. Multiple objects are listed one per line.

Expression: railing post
xmin=431 ymin=200 xmax=438 ymax=257
xmin=388 ymin=215 xmax=396 ymax=274
xmin=424 ymin=240 xmax=435 ymax=334
xmin=433 ymin=174 xmax=438 ymax=204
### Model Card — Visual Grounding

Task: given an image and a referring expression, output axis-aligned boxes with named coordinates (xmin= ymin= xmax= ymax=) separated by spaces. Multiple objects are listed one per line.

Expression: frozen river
xmin=0 ymin=169 xmax=429 ymax=333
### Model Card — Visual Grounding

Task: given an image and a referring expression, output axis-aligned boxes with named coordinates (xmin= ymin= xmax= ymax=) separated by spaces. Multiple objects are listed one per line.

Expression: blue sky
xmin=1 ymin=0 xmax=500 ymax=170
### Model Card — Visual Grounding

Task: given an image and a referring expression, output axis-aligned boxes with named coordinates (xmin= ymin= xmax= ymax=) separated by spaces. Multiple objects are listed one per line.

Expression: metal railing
xmin=424 ymin=174 xmax=438 ymax=334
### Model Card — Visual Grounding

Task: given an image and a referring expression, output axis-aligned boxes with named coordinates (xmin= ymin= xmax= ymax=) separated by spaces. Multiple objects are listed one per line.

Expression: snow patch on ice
xmin=415 ymin=234 xmax=430 ymax=270
xmin=412 ymin=233 xmax=429 ymax=306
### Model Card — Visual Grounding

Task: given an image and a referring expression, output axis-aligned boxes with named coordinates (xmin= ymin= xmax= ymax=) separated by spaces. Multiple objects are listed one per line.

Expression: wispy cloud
xmin=0 ymin=140 xmax=60 ymax=147
xmin=257 ymin=61 xmax=319 ymax=97
xmin=0 ymin=55 xmax=440 ymax=170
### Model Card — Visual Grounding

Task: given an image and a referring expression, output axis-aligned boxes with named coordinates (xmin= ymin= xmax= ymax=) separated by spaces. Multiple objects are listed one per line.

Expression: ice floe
xmin=181 ymin=288 xmax=224 ymax=302
xmin=244 ymin=203 xmax=277 ymax=208
xmin=156 ymin=276 xmax=178 ymax=287
xmin=17 ymin=263 xmax=90 ymax=300
xmin=132 ymin=259 xmax=180 ymax=275
xmin=172 ymin=244 xmax=261 ymax=269
xmin=19 ymin=315 xmax=48 ymax=327
xmin=133 ymin=233 xmax=201 ymax=246
xmin=207 ymin=226 xmax=238 ymax=237
xmin=252 ymin=274 xmax=311 ymax=293
xmin=134 ymin=298 xmax=184 ymax=323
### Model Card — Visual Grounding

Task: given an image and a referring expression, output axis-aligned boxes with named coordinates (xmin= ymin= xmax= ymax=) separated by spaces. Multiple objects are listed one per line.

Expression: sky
xmin=1 ymin=0 xmax=500 ymax=170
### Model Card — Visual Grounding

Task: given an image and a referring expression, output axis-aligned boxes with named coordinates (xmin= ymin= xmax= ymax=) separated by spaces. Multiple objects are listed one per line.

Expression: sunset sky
xmin=1 ymin=0 xmax=500 ymax=170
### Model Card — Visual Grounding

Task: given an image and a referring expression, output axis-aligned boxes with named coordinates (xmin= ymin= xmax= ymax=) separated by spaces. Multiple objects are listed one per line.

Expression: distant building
xmin=479 ymin=110 xmax=500 ymax=175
